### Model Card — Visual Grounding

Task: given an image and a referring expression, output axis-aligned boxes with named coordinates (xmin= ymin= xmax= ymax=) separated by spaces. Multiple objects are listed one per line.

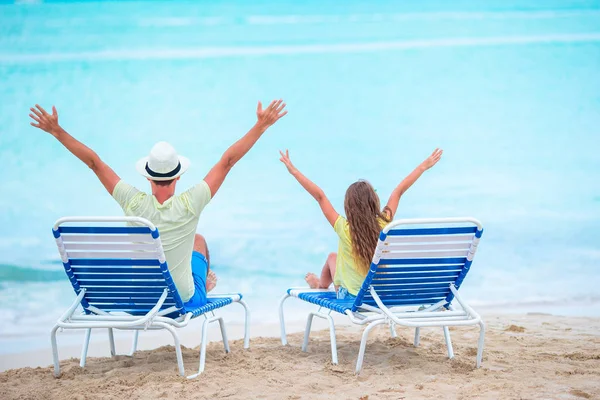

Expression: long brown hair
xmin=344 ymin=180 xmax=391 ymax=275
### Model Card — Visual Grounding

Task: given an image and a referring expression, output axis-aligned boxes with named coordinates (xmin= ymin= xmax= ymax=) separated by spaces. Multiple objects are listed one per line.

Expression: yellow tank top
xmin=332 ymin=215 xmax=388 ymax=296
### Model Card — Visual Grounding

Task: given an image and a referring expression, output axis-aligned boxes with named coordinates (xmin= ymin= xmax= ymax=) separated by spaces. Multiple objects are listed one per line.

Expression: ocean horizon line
xmin=1 ymin=32 xmax=600 ymax=64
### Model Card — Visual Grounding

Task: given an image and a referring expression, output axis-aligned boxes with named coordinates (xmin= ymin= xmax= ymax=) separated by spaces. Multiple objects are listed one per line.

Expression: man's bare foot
xmin=206 ymin=270 xmax=218 ymax=292
xmin=305 ymin=273 xmax=320 ymax=289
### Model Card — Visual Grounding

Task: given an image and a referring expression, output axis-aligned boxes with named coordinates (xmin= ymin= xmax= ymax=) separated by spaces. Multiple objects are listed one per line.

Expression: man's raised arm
xmin=203 ymin=99 xmax=287 ymax=197
xmin=29 ymin=104 xmax=120 ymax=194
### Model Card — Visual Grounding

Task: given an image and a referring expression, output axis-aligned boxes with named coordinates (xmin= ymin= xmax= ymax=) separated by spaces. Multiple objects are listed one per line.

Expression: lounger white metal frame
xmin=50 ymin=216 xmax=250 ymax=379
xmin=279 ymin=217 xmax=485 ymax=374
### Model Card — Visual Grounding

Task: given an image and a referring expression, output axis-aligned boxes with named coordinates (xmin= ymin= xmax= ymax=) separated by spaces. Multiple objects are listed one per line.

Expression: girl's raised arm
xmin=279 ymin=149 xmax=339 ymax=227
xmin=385 ymin=148 xmax=443 ymax=219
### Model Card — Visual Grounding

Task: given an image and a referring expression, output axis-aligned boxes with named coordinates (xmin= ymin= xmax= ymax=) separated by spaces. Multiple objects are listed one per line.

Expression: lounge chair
xmin=50 ymin=216 xmax=250 ymax=379
xmin=279 ymin=217 xmax=484 ymax=374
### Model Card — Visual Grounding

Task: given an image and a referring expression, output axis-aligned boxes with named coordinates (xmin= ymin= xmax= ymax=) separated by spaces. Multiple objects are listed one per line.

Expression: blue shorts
xmin=337 ymin=286 xmax=356 ymax=300
xmin=183 ymin=251 xmax=208 ymax=309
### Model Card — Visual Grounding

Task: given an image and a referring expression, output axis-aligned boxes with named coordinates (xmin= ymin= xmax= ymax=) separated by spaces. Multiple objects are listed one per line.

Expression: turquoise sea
xmin=1 ymin=0 xmax=599 ymax=354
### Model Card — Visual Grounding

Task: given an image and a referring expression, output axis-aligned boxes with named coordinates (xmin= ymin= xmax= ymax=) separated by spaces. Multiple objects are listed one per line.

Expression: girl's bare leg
xmin=305 ymin=253 xmax=337 ymax=289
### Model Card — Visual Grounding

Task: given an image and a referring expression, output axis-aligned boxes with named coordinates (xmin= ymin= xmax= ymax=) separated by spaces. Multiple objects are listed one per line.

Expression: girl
xmin=279 ymin=148 xmax=443 ymax=299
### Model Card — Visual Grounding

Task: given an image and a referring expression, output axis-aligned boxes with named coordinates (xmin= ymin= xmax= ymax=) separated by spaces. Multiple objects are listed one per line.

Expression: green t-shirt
xmin=112 ymin=180 xmax=212 ymax=302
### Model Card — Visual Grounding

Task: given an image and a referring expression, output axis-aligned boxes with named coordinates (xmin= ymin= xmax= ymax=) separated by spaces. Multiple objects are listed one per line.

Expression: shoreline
xmin=0 ymin=319 xmax=309 ymax=372
xmin=2 ymin=305 xmax=600 ymax=370
xmin=1 ymin=312 xmax=599 ymax=399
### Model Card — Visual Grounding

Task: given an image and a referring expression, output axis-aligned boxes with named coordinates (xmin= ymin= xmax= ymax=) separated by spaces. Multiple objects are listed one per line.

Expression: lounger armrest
xmin=207 ymin=293 xmax=242 ymax=302
xmin=59 ymin=289 xmax=169 ymax=329
xmin=369 ymin=287 xmax=479 ymax=327
xmin=287 ymin=288 xmax=335 ymax=297
xmin=368 ymin=288 xmax=408 ymax=325
xmin=449 ymin=285 xmax=481 ymax=319
xmin=57 ymin=289 xmax=87 ymax=322
xmin=154 ymin=312 xmax=194 ymax=328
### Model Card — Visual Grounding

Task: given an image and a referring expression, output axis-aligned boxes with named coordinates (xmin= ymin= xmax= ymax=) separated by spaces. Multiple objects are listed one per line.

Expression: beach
xmin=1 ymin=312 xmax=599 ymax=399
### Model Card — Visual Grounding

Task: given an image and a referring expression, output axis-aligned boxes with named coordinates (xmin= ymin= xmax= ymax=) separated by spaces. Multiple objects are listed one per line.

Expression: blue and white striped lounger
xmin=279 ymin=217 xmax=484 ymax=374
xmin=50 ymin=216 xmax=250 ymax=379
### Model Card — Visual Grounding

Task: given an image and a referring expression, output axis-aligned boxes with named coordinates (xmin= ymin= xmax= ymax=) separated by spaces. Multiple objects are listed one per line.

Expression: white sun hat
xmin=135 ymin=141 xmax=191 ymax=181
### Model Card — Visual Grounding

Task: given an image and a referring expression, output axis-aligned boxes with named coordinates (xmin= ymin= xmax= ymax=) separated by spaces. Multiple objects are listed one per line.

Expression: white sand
xmin=1 ymin=313 xmax=599 ymax=399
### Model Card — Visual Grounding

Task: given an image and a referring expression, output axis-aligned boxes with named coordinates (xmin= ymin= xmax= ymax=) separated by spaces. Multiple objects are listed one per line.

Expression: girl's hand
xmin=30 ymin=104 xmax=61 ymax=138
xmin=257 ymin=99 xmax=287 ymax=128
xmin=422 ymin=148 xmax=443 ymax=170
xmin=279 ymin=149 xmax=297 ymax=174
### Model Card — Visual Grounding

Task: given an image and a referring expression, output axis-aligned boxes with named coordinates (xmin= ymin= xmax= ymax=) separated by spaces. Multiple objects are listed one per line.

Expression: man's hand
xmin=279 ymin=149 xmax=297 ymax=174
xmin=203 ymin=99 xmax=288 ymax=198
xmin=28 ymin=104 xmax=120 ymax=194
xmin=30 ymin=105 xmax=61 ymax=137
xmin=257 ymin=99 xmax=287 ymax=128
xmin=421 ymin=148 xmax=443 ymax=170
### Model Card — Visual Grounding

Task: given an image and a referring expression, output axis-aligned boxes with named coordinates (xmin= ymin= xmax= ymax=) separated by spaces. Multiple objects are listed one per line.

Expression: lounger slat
xmin=365 ymin=290 xmax=450 ymax=298
xmin=85 ymin=294 xmax=176 ymax=302
xmin=371 ymin=277 xmax=456 ymax=285
xmin=370 ymin=283 xmax=452 ymax=291
xmin=89 ymin=308 xmax=156 ymax=314
xmin=381 ymin=242 xmax=471 ymax=251
xmin=88 ymin=303 xmax=176 ymax=310
xmin=296 ymin=292 xmax=354 ymax=314
xmin=60 ymin=234 xmax=154 ymax=243
xmin=371 ymin=272 xmax=459 ymax=281
xmin=78 ymin=280 xmax=168 ymax=287
xmin=187 ymin=297 xmax=235 ymax=317
xmin=82 ymin=287 xmax=167 ymax=293
xmin=361 ymin=298 xmax=441 ymax=306
xmin=364 ymin=291 xmax=446 ymax=299
xmin=374 ymin=270 xmax=459 ymax=277
xmin=74 ymin=273 xmax=165 ymax=280
xmin=383 ymin=234 xmax=474 ymax=244
xmin=387 ymin=227 xmax=477 ymax=236
xmin=67 ymin=251 xmax=161 ymax=259
xmin=85 ymin=294 xmax=168 ymax=300
xmin=376 ymin=257 xmax=466 ymax=265
xmin=364 ymin=295 xmax=445 ymax=303
xmin=70 ymin=259 xmax=161 ymax=266
xmin=89 ymin=302 xmax=177 ymax=308
xmin=63 ymin=243 xmax=158 ymax=251
xmin=374 ymin=265 xmax=463 ymax=273
xmin=71 ymin=267 xmax=162 ymax=274
xmin=59 ymin=226 xmax=152 ymax=234
xmin=379 ymin=250 xmax=469 ymax=259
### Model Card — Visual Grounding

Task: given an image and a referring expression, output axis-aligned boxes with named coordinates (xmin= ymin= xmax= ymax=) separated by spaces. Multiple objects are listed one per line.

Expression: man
xmin=29 ymin=100 xmax=287 ymax=308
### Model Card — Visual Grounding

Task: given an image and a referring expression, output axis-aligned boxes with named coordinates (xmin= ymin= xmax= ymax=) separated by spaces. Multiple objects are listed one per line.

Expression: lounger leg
xmin=325 ymin=314 xmax=338 ymax=365
xmin=355 ymin=319 xmax=386 ymax=375
xmin=217 ymin=317 xmax=230 ymax=353
xmin=51 ymin=325 xmax=61 ymax=378
xmin=194 ymin=317 xmax=211 ymax=378
xmin=80 ymin=328 xmax=92 ymax=367
xmin=443 ymin=326 xmax=454 ymax=359
xmin=108 ymin=328 xmax=116 ymax=357
xmin=278 ymin=294 xmax=291 ymax=346
xmin=302 ymin=312 xmax=316 ymax=352
xmin=129 ymin=331 xmax=139 ymax=356
xmin=239 ymin=299 xmax=251 ymax=349
xmin=476 ymin=321 xmax=486 ymax=368
xmin=389 ymin=323 xmax=397 ymax=338
xmin=414 ymin=327 xmax=420 ymax=347
xmin=155 ymin=322 xmax=185 ymax=377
